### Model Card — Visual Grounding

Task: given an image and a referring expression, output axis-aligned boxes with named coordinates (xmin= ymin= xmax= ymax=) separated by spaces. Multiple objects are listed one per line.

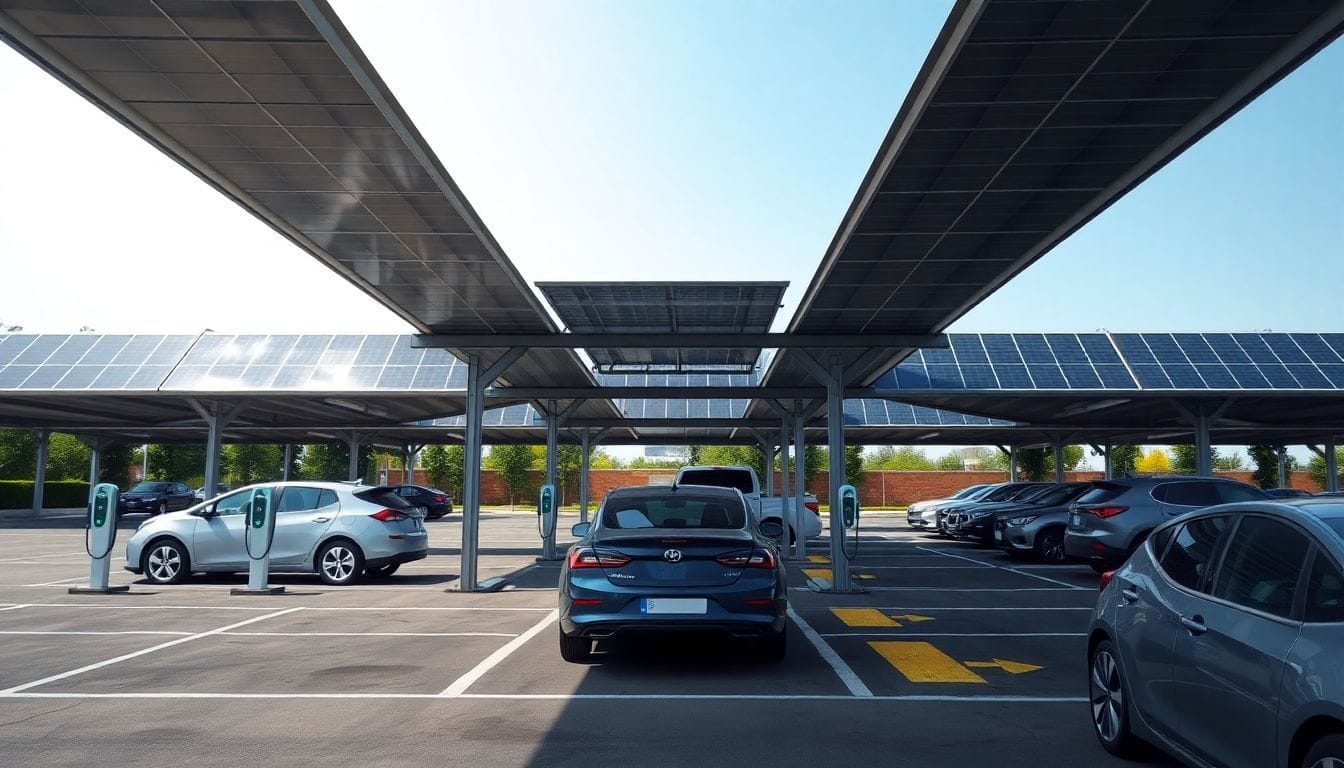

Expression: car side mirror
xmin=759 ymin=520 xmax=784 ymax=539
xmin=198 ymin=504 xmax=215 ymax=518
xmin=571 ymin=522 xmax=591 ymax=538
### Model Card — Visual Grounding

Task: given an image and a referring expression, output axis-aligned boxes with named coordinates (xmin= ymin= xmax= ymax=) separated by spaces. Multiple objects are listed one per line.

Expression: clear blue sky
xmin=0 ymin=1 xmax=1340 ymax=463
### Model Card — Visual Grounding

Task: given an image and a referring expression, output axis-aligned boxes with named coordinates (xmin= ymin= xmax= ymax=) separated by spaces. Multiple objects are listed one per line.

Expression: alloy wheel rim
xmin=1042 ymin=536 xmax=1065 ymax=562
xmin=1311 ymin=759 xmax=1344 ymax=768
xmin=323 ymin=547 xmax=355 ymax=581
xmin=1090 ymin=650 xmax=1124 ymax=743
xmin=148 ymin=546 xmax=180 ymax=580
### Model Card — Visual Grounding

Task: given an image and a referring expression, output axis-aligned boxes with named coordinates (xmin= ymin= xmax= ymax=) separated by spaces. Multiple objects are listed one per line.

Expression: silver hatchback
xmin=125 ymin=482 xmax=428 ymax=586
xmin=1088 ymin=499 xmax=1344 ymax=767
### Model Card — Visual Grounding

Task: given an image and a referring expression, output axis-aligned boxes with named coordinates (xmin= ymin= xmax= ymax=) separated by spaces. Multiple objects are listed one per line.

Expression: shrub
xmin=0 ymin=480 xmax=91 ymax=510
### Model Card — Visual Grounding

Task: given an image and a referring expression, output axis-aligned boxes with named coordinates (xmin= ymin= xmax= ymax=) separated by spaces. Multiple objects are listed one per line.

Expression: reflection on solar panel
xmin=874 ymin=333 xmax=1344 ymax=391
xmin=598 ymin=372 xmax=762 ymax=388
xmin=0 ymin=334 xmax=468 ymax=392
xmin=426 ymin=404 xmax=539 ymax=428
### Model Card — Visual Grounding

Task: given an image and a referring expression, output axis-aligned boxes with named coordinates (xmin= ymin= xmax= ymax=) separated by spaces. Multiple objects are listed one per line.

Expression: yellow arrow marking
xmin=807 ymin=555 xmax=830 ymax=564
xmin=802 ymin=568 xmax=833 ymax=580
xmin=869 ymin=641 xmax=986 ymax=684
xmin=856 ymin=573 xmax=876 ymax=580
xmin=965 ymin=659 xmax=1043 ymax=675
xmin=889 ymin=614 xmax=935 ymax=623
xmin=832 ymin=608 xmax=899 ymax=627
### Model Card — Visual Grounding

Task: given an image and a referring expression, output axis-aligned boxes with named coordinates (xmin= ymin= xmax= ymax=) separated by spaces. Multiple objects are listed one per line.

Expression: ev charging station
xmin=839 ymin=484 xmax=860 ymax=530
xmin=70 ymin=482 xmax=130 ymax=594
xmin=231 ymin=486 xmax=285 ymax=595
xmin=537 ymin=483 xmax=560 ymax=562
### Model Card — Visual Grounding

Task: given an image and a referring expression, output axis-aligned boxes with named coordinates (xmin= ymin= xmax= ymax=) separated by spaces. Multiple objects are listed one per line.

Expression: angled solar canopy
xmin=539 ymin=282 xmax=787 ymax=373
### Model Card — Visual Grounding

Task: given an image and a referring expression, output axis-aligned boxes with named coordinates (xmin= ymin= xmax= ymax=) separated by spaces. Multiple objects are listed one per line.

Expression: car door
xmin=270 ymin=487 xmax=339 ymax=567
xmin=1115 ymin=515 xmax=1232 ymax=743
xmin=1171 ymin=515 xmax=1308 ymax=768
xmin=171 ymin=483 xmax=194 ymax=510
xmin=192 ymin=489 xmax=252 ymax=569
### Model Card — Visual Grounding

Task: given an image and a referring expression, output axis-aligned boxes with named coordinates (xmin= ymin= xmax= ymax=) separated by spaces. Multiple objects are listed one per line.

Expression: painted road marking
xmin=869 ymin=641 xmax=986 ymax=684
xmin=890 ymin=613 xmax=935 ymax=623
xmin=788 ymin=608 xmax=873 ymax=698
xmin=803 ymin=568 xmax=832 ymax=580
xmin=807 ymin=555 xmax=830 ymax=564
xmin=832 ymin=608 xmax=898 ymax=627
xmin=966 ymin=659 xmax=1044 ymax=674
xmin=439 ymin=609 xmax=558 ymax=696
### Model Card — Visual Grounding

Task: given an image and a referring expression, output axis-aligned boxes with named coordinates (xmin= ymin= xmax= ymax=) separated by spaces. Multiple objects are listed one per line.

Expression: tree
xmin=1135 ymin=449 xmax=1172 ymax=474
xmin=697 ymin=446 xmax=765 ymax=481
xmin=146 ymin=444 xmax=208 ymax=485
xmin=844 ymin=444 xmax=864 ymax=489
xmin=1170 ymin=444 xmax=1227 ymax=475
xmin=421 ymin=444 xmax=464 ymax=495
xmin=934 ymin=452 xmax=964 ymax=470
xmin=0 ymin=429 xmax=36 ymax=479
xmin=980 ymin=449 xmax=1010 ymax=472
xmin=868 ymin=446 xmax=934 ymax=471
xmin=1308 ymin=448 xmax=1344 ymax=490
xmin=222 ymin=444 xmax=282 ymax=484
xmin=591 ymin=447 xmax=620 ymax=469
xmin=1213 ymin=452 xmax=1245 ymax=472
xmin=487 ymin=444 xmax=535 ymax=509
xmin=46 ymin=433 xmax=91 ymax=480
xmin=1016 ymin=448 xmax=1047 ymax=481
xmin=1110 ymin=445 xmax=1140 ymax=476
xmin=296 ymin=443 xmax=374 ymax=482
xmin=1247 ymin=444 xmax=1295 ymax=489
xmin=555 ymin=444 xmax=583 ymax=504
xmin=802 ymin=444 xmax=823 ymax=491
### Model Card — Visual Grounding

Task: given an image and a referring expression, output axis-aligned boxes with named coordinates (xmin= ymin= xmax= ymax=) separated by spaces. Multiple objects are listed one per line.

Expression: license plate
xmin=641 ymin=598 xmax=707 ymax=615
xmin=1071 ymin=514 xmax=1082 ymax=527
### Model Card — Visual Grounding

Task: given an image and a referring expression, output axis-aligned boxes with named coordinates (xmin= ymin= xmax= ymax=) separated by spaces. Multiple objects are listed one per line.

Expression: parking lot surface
xmin=0 ymin=511 xmax=1177 ymax=767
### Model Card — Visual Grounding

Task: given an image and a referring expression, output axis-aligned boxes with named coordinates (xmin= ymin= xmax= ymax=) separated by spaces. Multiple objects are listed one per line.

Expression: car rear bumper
xmin=1064 ymin=530 xmax=1127 ymax=563
xmin=561 ymin=612 xmax=783 ymax=639
xmin=365 ymin=548 xmax=427 ymax=569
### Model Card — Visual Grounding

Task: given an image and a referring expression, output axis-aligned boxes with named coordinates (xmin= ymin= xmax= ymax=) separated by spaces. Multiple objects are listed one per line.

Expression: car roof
xmin=607 ymin=484 xmax=741 ymax=499
xmin=1275 ymin=498 xmax=1344 ymax=520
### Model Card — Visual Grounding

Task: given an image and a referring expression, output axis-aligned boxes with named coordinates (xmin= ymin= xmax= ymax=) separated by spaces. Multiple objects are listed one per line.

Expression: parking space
xmin=0 ymin=511 xmax=1172 ymax=767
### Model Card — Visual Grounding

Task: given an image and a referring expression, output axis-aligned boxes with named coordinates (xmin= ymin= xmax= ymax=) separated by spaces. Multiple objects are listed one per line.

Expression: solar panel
xmin=873 ymin=333 xmax=1344 ymax=392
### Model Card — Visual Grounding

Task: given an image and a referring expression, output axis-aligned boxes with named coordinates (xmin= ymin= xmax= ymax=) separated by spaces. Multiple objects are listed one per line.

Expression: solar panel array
xmin=873 ymin=333 xmax=1344 ymax=391
xmin=426 ymin=404 xmax=538 ymax=428
xmin=844 ymin=399 xmax=1011 ymax=427
xmin=0 ymin=334 xmax=467 ymax=392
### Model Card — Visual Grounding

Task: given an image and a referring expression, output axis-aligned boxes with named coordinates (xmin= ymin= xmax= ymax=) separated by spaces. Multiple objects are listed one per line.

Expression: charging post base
xmin=235 ymin=488 xmax=283 ymax=596
xmin=68 ymin=585 xmax=130 ymax=595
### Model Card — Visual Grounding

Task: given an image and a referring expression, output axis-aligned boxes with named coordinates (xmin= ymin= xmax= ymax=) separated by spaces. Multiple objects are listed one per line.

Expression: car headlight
xmin=1007 ymin=515 xmax=1038 ymax=526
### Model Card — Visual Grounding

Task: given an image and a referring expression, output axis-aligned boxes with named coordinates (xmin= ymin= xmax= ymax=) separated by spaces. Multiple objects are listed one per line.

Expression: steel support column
xmin=346 ymin=433 xmax=361 ymax=482
xmin=87 ymin=441 xmax=101 ymax=506
xmin=1103 ymin=445 xmax=1114 ymax=480
xmin=792 ymin=402 xmax=806 ymax=560
xmin=1327 ymin=440 xmax=1339 ymax=493
xmin=1009 ymin=446 xmax=1018 ymax=481
xmin=580 ymin=429 xmax=591 ymax=524
xmin=778 ymin=417 xmax=791 ymax=556
xmin=204 ymin=413 xmax=224 ymax=497
xmin=459 ymin=348 xmax=524 ymax=593
xmin=1194 ymin=409 xmax=1212 ymax=477
xmin=32 ymin=429 xmax=49 ymax=514
xmin=761 ymin=442 xmax=774 ymax=498
xmin=826 ymin=355 xmax=852 ymax=591
xmin=1278 ymin=446 xmax=1289 ymax=488
xmin=282 ymin=444 xmax=292 ymax=482
xmin=542 ymin=399 xmax=559 ymax=560
xmin=1053 ymin=439 xmax=1065 ymax=483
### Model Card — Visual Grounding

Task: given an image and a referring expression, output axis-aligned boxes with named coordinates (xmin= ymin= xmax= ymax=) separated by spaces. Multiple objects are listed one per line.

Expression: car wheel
xmin=761 ymin=629 xmax=787 ymax=663
xmin=1302 ymin=734 xmax=1344 ymax=768
xmin=142 ymin=539 xmax=189 ymax=584
xmin=156 ymin=501 xmax=167 ymax=516
xmin=760 ymin=519 xmax=797 ymax=546
xmin=559 ymin=631 xmax=592 ymax=663
xmin=1089 ymin=639 xmax=1140 ymax=757
xmin=316 ymin=540 xmax=364 ymax=586
xmin=365 ymin=563 xmax=400 ymax=578
xmin=1035 ymin=528 xmax=1067 ymax=563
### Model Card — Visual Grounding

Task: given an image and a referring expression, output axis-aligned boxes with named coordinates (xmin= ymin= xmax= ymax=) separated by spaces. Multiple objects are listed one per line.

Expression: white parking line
xmin=0 ymin=551 xmax=86 ymax=562
xmin=0 ymin=604 xmax=30 ymax=611
xmin=787 ymin=607 xmax=872 ymax=698
xmin=25 ymin=577 xmax=87 ymax=586
xmin=439 ymin=609 xmax=559 ymax=696
xmin=865 ymin=587 xmax=1083 ymax=592
xmin=0 ymin=607 xmax=304 ymax=695
xmin=0 ymin=630 xmax=193 ymax=636
xmin=796 ymin=606 xmax=1093 ymax=613
xmin=819 ymin=632 xmax=1087 ymax=638
xmin=223 ymin=632 xmax=519 ymax=638
xmin=916 ymin=546 xmax=1086 ymax=590
xmin=0 ymin=691 xmax=1089 ymax=703
xmin=4 ymin=604 xmax=554 ymax=612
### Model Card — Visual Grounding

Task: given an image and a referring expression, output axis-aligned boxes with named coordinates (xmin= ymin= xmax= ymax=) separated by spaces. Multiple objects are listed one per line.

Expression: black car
xmin=949 ymin=483 xmax=1091 ymax=545
xmin=391 ymin=485 xmax=453 ymax=519
xmin=1264 ymin=487 xmax=1312 ymax=498
xmin=118 ymin=481 xmax=196 ymax=515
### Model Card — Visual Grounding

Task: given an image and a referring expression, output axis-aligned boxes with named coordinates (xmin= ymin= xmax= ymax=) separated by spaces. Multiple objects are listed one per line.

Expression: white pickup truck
xmin=673 ymin=465 xmax=823 ymax=541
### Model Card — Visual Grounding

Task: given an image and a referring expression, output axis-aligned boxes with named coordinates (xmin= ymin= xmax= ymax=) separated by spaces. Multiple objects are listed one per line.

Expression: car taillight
xmin=1087 ymin=506 xmax=1128 ymax=519
xmin=1099 ymin=570 xmax=1115 ymax=592
xmin=571 ymin=598 xmax=603 ymax=606
xmin=805 ymin=501 xmax=819 ymax=513
xmin=567 ymin=547 xmax=631 ymax=569
xmin=718 ymin=549 xmax=775 ymax=569
xmin=370 ymin=508 xmax=408 ymax=522
xmin=434 ymin=496 xmax=447 ymax=502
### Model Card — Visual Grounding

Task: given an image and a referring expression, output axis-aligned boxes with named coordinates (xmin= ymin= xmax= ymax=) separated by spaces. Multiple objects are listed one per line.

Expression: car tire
xmin=156 ymin=501 xmax=167 ymax=516
xmin=761 ymin=629 xmax=787 ymax=663
xmin=142 ymin=538 xmax=190 ymax=584
xmin=1302 ymin=733 xmax=1344 ymax=768
xmin=1035 ymin=527 xmax=1067 ymax=563
xmin=365 ymin=563 xmax=400 ymax=578
xmin=559 ymin=631 xmax=592 ymax=663
xmin=760 ymin=519 xmax=797 ymax=546
xmin=316 ymin=540 xmax=364 ymax=586
xmin=1089 ymin=639 xmax=1140 ymax=758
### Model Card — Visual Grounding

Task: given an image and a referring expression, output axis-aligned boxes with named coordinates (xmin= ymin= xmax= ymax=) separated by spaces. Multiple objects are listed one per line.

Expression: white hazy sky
xmin=1 ymin=2 xmax=1340 ymax=465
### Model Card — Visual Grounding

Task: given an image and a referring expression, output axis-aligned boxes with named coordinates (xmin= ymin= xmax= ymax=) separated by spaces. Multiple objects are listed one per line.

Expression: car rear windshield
xmin=1075 ymin=482 xmax=1126 ymax=505
xmin=951 ymin=485 xmax=984 ymax=499
xmin=1031 ymin=484 xmax=1086 ymax=506
xmin=601 ymin=495 xmax=747 ymax=530
xmin=677 ymin=469 xmax=754 ymax=494
xmin=1327 ymin=518 xmax=1344 ymax=539
xmin=129 ymin=482 xmax=169 ymax=493
xmin=354 ymin=487 xmax=414 ymax=509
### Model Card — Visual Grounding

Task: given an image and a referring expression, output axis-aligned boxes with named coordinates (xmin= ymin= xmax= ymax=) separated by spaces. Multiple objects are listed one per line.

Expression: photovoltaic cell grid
xmin=424 ymin=404 xmax=539 ymax=428
xmin=873 ymin=333 xmax=1344 ymax=391
xmin=0 ymin=334 xmax=467 ymax=392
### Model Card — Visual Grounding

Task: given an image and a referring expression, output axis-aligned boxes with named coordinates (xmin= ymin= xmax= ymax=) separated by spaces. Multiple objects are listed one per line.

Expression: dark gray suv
xmin=1065 ymin=476 xmax=1269 ymax=572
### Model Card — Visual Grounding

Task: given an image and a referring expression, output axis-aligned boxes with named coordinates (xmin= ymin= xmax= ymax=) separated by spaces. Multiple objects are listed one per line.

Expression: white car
xmin=673 ymin=465 xmax=823 ymax=541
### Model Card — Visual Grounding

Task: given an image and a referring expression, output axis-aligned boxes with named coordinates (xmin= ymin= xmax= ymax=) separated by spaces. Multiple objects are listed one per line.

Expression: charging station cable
xmin=244 ymin=502 xmax=275 ymax=561
xmin=84 ymin=504 xmax=118 ymax=560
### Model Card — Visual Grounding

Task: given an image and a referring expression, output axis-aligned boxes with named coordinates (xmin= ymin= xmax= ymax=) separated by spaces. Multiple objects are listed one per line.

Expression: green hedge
xmin=0 ymin=480 xmax=91 ymax=510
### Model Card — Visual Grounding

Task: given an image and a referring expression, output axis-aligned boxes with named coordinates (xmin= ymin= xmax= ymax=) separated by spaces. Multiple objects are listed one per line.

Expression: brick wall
xmin=385 ymin=468 xmax=1324 ymax=507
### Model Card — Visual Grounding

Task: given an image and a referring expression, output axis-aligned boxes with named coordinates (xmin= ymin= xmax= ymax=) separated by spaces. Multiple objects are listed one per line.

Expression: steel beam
xmin=793 ymin=402 xmax=806 ymax=560
xmin=1279 ymin=446 xmax=1289 ymax=488
xmin=542 ymin=399 xmax=558 ymax=560
xmin=1053 ymin=439 xmax=1065 ymax=483
xmin=778 ymin=417 xmax=791 ymax=556
xmin=32 ymin=429 xmax=48 ymax=514
xmin=1194 ymin=409 xmax=1212 ymax=477
xmin=580 ymin=429 xmax=591 ymax=524
xmin=346 ymin=433 xmax=361 ymax=482
xmin=1328 ymin=440 xmax=1339 ymax=493
xmin=414 ymin=332 xmax=948 ymax=349
xmin=282 ymin=444 xmax=293 ymax=482
xmin=826 ymin=355 xmax=855 ymax=592
xmin=1009 ymin=445 xmax=1018 ymax=481
xmin=461 ymin=354 xmax=484 ymax=592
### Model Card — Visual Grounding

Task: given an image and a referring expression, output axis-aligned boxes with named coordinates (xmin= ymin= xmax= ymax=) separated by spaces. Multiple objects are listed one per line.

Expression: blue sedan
xmin=558 ymin=484 xmax=788 ymax=663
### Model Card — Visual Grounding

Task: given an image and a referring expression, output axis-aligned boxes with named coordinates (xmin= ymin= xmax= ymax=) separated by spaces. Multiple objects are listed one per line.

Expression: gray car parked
xmin=125 ymin=482 xmax=428 ymax=586
xmin=1065 ymin=476 xmax=1269 ymax=572
xmin=1088 ymin=499 xmax=1344 ymax=767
